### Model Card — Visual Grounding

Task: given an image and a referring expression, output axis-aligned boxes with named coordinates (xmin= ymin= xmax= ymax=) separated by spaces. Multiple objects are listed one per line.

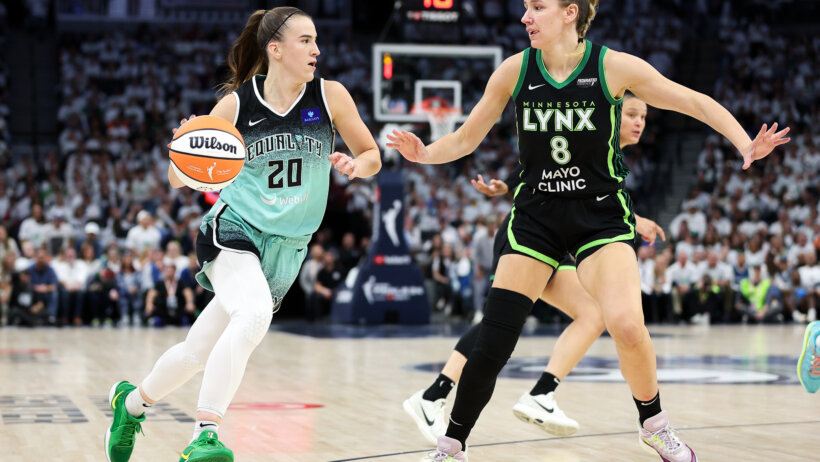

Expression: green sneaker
xmin=179 ymin=431 xmax=234 ymax=462
xmin=105 ymin=381 xmax=145 ymax=462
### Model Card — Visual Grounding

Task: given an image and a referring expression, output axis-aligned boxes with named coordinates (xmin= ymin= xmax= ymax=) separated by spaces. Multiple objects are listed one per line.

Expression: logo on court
xmin=301 ymin=108 xmax=322 ymax=124
xmin=409 ymin=355 xmax=802 ymax=386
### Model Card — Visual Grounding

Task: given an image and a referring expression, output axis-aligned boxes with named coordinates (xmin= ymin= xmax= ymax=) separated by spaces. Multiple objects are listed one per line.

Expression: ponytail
xmin=559 ymin=0 xmax=598 ymax=40
xmin=218 ymin=7 xmax=311 ymax=97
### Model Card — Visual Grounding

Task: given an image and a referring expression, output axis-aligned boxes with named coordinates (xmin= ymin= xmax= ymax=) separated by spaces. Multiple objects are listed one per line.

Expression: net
xmin=413 ymin=96 xmax=462 ymax=142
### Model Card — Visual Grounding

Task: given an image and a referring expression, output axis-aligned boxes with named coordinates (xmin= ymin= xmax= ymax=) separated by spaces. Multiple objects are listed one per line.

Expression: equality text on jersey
xmin=246 ymin=133 xmax=324 ymax=162
xmin=520 ymin=100 xmax=596 ymax=133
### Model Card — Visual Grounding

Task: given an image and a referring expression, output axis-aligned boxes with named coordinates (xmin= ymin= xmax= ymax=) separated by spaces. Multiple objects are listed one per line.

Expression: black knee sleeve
xmin=454 ymin=323 xmax=481 ymax=357
xmin=447 ymin=288 xmax=533 ymax=446
xmin=475 ymin=287 xmax=533 ymax=363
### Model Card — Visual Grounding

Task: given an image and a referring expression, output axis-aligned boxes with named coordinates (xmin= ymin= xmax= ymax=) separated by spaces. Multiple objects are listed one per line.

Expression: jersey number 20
xmin=268 ymin=158 xmax=303 ymax=189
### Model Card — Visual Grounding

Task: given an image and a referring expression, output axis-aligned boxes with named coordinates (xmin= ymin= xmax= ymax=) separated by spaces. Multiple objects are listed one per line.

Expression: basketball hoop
xmin=412 ymin=96 xmax=462 ymax=142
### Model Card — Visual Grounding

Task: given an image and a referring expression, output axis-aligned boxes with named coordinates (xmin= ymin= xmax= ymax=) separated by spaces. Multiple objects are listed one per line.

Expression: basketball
xmin=169 ymin=115 xmax=246 ymax=192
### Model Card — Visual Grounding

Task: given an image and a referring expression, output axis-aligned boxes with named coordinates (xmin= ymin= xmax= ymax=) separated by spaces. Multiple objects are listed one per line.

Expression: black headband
xmin=267 ymin=11 xmax=299 ymax=45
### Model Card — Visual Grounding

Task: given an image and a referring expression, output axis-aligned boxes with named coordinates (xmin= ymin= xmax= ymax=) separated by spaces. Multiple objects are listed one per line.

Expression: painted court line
xmin=328 ymin=419 xmax=820 ymax=461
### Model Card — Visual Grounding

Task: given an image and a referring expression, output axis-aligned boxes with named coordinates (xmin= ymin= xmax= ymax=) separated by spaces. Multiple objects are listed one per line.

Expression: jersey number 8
xmin=550 ymin=136 xmax=571 ymax=165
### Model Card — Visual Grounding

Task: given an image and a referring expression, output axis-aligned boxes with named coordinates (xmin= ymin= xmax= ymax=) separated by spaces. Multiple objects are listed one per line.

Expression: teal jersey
xmin=216 ymin=75 xmax=335 ymax=238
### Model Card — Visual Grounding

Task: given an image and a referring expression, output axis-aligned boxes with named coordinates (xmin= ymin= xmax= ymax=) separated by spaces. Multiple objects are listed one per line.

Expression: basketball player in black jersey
xmin=403 ymin=95 xmax=666 ymax=444
xmin=388 ymin=1 xmax=789 ymax=460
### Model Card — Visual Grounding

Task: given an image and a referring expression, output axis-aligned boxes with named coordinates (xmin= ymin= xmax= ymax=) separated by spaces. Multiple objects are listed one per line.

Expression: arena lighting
xmin=383 ymin=53 xmax=393 ymax=80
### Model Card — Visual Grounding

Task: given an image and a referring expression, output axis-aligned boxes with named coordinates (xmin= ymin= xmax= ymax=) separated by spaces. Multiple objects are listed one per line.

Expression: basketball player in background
xmin=404 ymin=94 xmax=666 ymax=443
xmin=388 ymin=1 xmax=789 ymax=460
xmin=105 ymin=8 xmax=380 ymax=462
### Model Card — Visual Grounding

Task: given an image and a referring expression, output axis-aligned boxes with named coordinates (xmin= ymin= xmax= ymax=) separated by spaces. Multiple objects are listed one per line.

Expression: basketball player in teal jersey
xmin=388 ymin=1 xmax=790 ymax=460
xmin=404 ymin=94 xmax=666 ymax=443
xmin=105 ymin=7 xmax=380 ymax=462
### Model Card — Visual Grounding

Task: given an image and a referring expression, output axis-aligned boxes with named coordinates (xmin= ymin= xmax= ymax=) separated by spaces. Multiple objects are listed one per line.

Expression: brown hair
xmin=559 ymin=0 xmax=598 ymax=39
xmin=218 ymin=7 xmax=311 ymax=96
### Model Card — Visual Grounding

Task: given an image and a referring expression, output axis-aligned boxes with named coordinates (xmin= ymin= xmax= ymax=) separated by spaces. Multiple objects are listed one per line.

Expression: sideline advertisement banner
xmin=331 ymin=170 xmax=430 ymax=324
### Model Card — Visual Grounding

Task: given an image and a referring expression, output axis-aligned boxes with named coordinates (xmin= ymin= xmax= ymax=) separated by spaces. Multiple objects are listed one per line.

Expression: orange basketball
xmin=169 ymin=116 xmax=246 ymax=192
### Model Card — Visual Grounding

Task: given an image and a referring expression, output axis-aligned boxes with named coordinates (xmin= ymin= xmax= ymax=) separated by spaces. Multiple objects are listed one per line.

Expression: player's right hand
xmin=471 ymin=174 xmax=509 ymax=197
xmin=386 ymin=129 xmax=429 ymax=163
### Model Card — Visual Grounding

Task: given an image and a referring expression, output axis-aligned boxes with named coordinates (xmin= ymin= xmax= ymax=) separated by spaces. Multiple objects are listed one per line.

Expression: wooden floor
xmin=0 ymin=323 xmax=817 ymax=461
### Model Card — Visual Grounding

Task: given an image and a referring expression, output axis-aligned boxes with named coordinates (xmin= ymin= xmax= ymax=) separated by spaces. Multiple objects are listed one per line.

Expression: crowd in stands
xmin=640 ymin=10 xmax=820 ymax=325
xmin=0 ymin=3 xmax=816 ymax=328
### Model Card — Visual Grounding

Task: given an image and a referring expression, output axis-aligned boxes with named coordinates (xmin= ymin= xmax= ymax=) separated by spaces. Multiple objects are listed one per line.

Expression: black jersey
xmin=512 ymin=40 xmax=628 ymax=197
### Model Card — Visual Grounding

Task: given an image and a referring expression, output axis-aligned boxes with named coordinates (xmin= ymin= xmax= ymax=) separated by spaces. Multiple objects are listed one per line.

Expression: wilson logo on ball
xmin=189 ymin=136 xmax=238 ymax=155
xmin=169 ymin=115 xmax=246 ymax=192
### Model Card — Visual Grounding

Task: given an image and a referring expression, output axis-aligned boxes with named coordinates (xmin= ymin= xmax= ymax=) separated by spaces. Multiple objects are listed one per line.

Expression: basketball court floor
xmin=1 ymin=323 xmax=817 ymax=461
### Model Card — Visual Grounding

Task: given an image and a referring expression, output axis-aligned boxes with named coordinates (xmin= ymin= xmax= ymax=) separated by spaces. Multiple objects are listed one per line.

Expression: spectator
xmin=86 ymin=267 xmax=119 ymax=326
xmin=44 ymin=210 xmax=75 ymax=255
xmin=14 ymin=240 xmax=36 ymax=273
xmin=179 ymin=252 xmax=210 ymax=313
xmin=116 ymin=250 xmax=142 ymax=326
xmin=52 ymin=247 xmax=88 ymax=326
xmin=685 ymin=276 xmax=723 ymax=325
xmin=8 ymin=271 xmax=48 ymax=327
xmin=0 ymin=253 xmax=16 ymax=325
xmin=163 ymin=240 xmax=188 ymax=276
xmin=28 ymin=248 xmax=59 ymax=325
xmin=472 ymin=216 xmax=497 ymax=317
xmin=309 ymin=251 xmax=343 ymax=322
xmin=669 ymin=204 xmax=707 ymax=241
xmin=125 ymin=210 xmax=161 ymax=253
xmin=338 ymin=232 xmax=361 ymax=277
xmin=75 ymin=221 xmax=103 ymax=258
xmin=665 ymin=251 xmax=698 ymax=322
xmin=145 ymin=264 xmax=195 ymax=327
xmin=737 ymin=265 xmax=783 ymax=323
xmin=298 ymin=244 xmax=324 ymax=310
xmin=0 ymin=224 xmax=20 ymax=263
xmin=18 ymin=203 xmax=49 ymax=248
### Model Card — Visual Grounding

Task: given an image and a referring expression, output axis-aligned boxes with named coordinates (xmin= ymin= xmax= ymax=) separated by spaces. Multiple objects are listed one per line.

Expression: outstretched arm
xmin=387 ymin=53 xmax=522 ymax=164
xmin=606 ymin=51 xmax=790 ymax=169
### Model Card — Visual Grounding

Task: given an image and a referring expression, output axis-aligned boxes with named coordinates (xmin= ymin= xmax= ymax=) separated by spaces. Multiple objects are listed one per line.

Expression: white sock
xmin=124 ymin=388 xmax=151 ymax=418
xmin=192 ymin=420 xmax=219 ymax=442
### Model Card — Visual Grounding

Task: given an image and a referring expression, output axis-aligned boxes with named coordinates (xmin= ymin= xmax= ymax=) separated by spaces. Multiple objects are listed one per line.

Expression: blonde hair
xmin=218 ymin=7 xmax=311 ymax=96
xmin=559 ymin=0 xmax=598 ymax=39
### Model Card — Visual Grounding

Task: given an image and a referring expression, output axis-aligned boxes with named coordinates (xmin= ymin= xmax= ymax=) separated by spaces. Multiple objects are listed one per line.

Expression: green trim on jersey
xmin=556 ymin=265 xmax=576 ymax=271
xmin=512 ymin=48 xmax=531 ymax=101
xmin=606 ymin=104 xmax=624 ymax=182
xmin=599 ymin=46 xmax=622 ymax=105
xmin=535 ymin=39 xmax=592 ymax=89
xmin=508 ymin=183 xmax=560 ymax=268
xmin=574 ymin=190 xmax=635 ymax=257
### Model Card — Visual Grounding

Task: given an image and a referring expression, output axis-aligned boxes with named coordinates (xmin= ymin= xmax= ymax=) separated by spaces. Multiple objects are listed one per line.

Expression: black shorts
xmin=500 ymin=185 xmax=635 ymax=266
xmin=490 ymin=213 xmax=576 ymax=280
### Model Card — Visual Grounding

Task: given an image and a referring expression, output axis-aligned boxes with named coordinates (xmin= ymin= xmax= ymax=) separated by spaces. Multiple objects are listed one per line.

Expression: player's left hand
xmin=329 ymin=152 xmax=360 ymax=180
xmin=471 ymin=174 xmax=509 ymax=197
xmin=635 ymin=215 xmax=666 ymax=246
xmin=741 ymin=122 xmax=790 ymax=170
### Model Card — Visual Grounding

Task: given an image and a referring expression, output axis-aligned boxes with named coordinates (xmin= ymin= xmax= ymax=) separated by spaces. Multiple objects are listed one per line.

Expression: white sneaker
xmin=403 ymin=389 xmax=447 ymax=445
xmin=794 ymin=311 xmax=807 ymax=323
xmin=808 ymin=308 xmax=817 ymax=323
xmin=512 ymin=392 xmax=579 ymax=436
